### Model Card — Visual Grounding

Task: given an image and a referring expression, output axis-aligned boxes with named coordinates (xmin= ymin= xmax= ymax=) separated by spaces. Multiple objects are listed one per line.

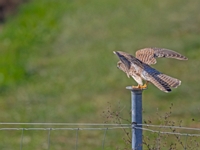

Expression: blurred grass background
xmin=0 ymin=0 xmax=200 ymax=149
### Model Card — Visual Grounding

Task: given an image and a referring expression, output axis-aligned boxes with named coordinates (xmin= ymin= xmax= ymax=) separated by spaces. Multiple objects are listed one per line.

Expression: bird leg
xmin=132 ymin=81 xmax=148 ymax=89
xmin=141 ymin=81 xmax=149 ymax=89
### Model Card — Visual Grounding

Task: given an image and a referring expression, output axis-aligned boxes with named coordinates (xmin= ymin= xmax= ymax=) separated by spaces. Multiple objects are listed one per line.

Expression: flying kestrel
xmin=113 ymin=48 xmax=188 ymax=92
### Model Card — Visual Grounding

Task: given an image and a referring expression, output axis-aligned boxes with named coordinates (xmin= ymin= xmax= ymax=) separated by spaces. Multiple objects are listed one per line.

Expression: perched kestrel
xmin=113 ymin=48 xmax=188 ymax=92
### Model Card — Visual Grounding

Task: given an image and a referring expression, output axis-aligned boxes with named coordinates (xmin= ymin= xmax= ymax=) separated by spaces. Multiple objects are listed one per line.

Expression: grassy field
xmin=0 ymin=0 xmax=200 ymax=149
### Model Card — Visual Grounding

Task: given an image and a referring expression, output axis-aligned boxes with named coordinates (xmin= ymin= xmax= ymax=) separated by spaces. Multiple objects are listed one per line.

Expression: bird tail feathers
xmin=149 ymin=74 xmax=181 ymax=93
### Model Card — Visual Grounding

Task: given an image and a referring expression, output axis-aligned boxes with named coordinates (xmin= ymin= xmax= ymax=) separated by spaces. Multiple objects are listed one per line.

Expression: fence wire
xmin=0 ymin=123 xmax=200 ymax=134
xmin=0 ymin=123 xmax=200 ymax=149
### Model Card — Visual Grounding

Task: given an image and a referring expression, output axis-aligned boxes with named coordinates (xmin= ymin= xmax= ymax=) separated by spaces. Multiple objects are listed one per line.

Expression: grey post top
xmin=126 ymin=86 xmax=143 ymax=95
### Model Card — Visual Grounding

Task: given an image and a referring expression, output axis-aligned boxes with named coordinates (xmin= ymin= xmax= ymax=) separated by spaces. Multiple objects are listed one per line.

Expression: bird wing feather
xmin=114 ymin=51 xmax=131 ymax=69
xmin=135 ymin=47 xmax=188 ymax=65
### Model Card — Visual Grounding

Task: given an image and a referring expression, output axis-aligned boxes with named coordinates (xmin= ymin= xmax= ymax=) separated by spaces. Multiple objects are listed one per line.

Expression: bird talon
xmin=132 ymin=85 xmax=139 ymax=89
xmin=132 ymin=84 xmax=147 ymax=90
xmin=141 ymin=83 xmax=148 ymax=89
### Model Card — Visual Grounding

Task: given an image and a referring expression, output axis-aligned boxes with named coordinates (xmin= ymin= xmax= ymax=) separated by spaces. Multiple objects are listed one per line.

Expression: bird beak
xmin=113 ymin=51 xmax=116 ymax=54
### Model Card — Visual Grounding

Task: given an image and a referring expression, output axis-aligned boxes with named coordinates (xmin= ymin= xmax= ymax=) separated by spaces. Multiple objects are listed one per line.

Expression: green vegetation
xmin=0 ymin=0 xmax=200 ymax=149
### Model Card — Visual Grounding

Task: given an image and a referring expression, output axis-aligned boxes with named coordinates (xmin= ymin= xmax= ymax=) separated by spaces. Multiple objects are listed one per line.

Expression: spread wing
xmin=135 ymin=48 xmax=188 ymax=65
xmin=113 ymin=51 xmax=144 ymax=78
xmin=114 ymin=51 xmax=144 ymax=68
xmin=113 ymin=51 xmax=131 ymax=69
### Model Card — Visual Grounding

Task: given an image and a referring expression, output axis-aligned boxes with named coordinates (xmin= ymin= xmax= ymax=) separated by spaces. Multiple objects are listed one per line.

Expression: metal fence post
xmin=126 ymin=86 xmax=143 ymax=150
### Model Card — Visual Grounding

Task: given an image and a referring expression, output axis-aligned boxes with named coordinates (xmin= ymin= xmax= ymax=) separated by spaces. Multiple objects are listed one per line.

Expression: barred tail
xmin=158 ymin=74 xmax=181 ymax=88
xmin=149 ymin=74 xmax=181 ymax=93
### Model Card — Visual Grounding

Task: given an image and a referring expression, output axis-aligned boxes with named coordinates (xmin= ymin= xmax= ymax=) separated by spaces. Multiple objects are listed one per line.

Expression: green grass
xmin=0 ymin=0 xmax=200 ymax=149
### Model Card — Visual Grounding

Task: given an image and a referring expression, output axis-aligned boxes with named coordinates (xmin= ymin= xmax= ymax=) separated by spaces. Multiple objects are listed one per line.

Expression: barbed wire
xmin=138 ymin=123 xmax=200 ymax=131
xmin=0 ymin=123 xmax=200 ymax=137
xmin=0 ymin=122 xmax=200 ymax=150
xmin=1 ymin=122 xmax=200 ymax=129
xmin=0 ymin=127 xmax=131 ymax=131
xmin=0 ymin=122 xmax=130 ymax=126
xmin=0 ymin=122 xmax=199 ymax=130
xmin=135 ymin=127 xmax=200 ymax=137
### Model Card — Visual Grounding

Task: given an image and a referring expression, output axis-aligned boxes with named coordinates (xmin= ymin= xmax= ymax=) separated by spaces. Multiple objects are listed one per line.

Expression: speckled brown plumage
xmin=135 ymin=48 xmax=188 ymax=65
xmin=113 ymin=48 xmax=188 ymax=93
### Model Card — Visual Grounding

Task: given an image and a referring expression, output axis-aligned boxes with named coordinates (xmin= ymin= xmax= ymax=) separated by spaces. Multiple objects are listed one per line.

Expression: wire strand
xmin=0 ymin=122 xmax=199 ymax=132
xmin=1 ymin=123 xmax=200 ymax=137
xmin=139 ymin=124 xmax=200 ymax=131
xmin=0 ymin=123 xmax=130 ymax=126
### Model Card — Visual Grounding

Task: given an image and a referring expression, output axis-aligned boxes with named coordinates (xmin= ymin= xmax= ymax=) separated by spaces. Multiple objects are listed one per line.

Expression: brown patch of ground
xmin=0 ymin=0 xmax=28 ymax=23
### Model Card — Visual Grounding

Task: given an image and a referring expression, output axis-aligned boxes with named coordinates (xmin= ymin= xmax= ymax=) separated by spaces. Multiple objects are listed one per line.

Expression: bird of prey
xmin=113 ymin=48 xmax=188 ymax=92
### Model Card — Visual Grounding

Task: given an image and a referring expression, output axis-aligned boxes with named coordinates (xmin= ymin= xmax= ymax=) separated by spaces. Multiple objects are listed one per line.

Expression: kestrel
xmin=113 ymin=48 xmax=188 ymax=93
